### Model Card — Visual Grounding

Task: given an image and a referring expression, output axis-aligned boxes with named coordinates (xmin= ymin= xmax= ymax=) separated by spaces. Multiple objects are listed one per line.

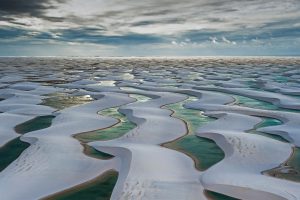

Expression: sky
xmin=0 ymin=0 xmax=299 ymax=56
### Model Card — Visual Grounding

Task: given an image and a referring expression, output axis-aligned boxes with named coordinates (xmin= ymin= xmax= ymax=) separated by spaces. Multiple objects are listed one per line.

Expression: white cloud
xmin=2 ymin=0 xmax=300 ymax=37
xmin=222 ymin=36 xmax=237 ymax=45
xmin=171 ymin=38 xmax=194 ymax=47
xmin=209 ymin=37 xmax=218 ymax=44
xmin=222 ymin=36 xmax=230 ymax=43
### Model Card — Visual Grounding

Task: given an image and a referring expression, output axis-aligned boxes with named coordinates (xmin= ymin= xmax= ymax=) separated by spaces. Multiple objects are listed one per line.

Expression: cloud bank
xmin=0 ymin=0 xmax=299 ymax=56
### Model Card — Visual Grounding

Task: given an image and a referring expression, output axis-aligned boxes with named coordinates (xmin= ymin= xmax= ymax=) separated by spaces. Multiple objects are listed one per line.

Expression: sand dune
xmin=0 ymin=57 xmax=299 ymax=200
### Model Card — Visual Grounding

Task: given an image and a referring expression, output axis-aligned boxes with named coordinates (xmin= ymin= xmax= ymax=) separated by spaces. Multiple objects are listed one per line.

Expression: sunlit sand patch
xmin=162 ymin=97 xmax=225 ymax=171
xmin=129 ymin=94 xmax=151 ymax=102
xmin=122 ymin=73 xmax=134 ymax=80
xmin=120 ymin=86 xmax=145 ymax=92
xmin=43 ymin=170 xmax=118 ymax=200
xmin=42 ymin=93 xmax=93 ymax=109
xmin=100 ymin=80 xmax=115 ymax=86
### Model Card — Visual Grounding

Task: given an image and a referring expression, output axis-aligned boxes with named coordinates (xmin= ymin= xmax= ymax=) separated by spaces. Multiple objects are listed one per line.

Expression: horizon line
xmin=0 ymin=55 xmax=300 ymax=59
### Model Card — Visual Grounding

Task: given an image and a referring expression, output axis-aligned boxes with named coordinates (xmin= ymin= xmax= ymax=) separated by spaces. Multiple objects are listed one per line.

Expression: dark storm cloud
xmin=0 ymin=0 xmax=64 ymax=17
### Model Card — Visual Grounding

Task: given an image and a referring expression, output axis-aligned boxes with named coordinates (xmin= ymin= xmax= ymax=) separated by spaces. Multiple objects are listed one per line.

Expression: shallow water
xmin=76 ymin=107 xmax=136 ymax=142
xmin=0 ymin=137 xmax=30 ymax=172
xmin=82 ymin=144 xmax=114 ymax=160
xmin=163 ymin=98 xmax=225 ymax=171
xmin=44 ymin=171 xmax=118 ymax=200
xmin=15 ymin=115 xmax=55 ymax=134
xmin=165 ymin=135 xmax=225 ymax=171
xmin=265 ymin=147 xmax=300 ymax=182
xmin=205 ymin=190 xmax=240 ymax=200
xmin=249 ymin=117 xmax=288 ymax=143
xmin=234 ymin=93 xmax=300 ymax=113
xmin=273 ymin=76 xmax=289 ymax=83
xmin=233 ymin=95 xmax=278 ymax=110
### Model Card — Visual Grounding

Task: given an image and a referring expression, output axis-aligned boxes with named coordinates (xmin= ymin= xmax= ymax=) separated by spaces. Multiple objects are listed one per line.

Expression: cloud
xmin=2 ymin=0 xmax=300 ymax=34
xmin=171 ymin=41 xmax=177 ymax=45
xmin=222 ymin=36 xmax=236 ymax=45
xmin=0 ymin=0 xmax=65 ymax=17
xmin=0 ymin=0 xmax=299 ymax=55
xmin=209 ymin=37 xmax=218 ymax=44
xmin=170 ymin=38 xmax=196 ymax=47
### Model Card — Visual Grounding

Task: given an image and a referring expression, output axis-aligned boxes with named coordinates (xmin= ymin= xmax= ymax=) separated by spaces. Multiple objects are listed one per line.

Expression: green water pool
xmin=233 ymin=95 xmax=278 ymax=110
xmin=163 ymin=98 xmax=225 ymax=171
xmin=166 ymin=97 xmax=212 ymax=133
xmin=1 ymin=115 xmax=54 ymax=171
xmin=288 ymin=148 xmax=300 ymax=173
xmin=233 ymin=93 xmax=300 ymax=113
xmin=265 ymin=147 xmax=300 ymax=182
xmin=165 ymin=135 xmax=225 ymax=171
xmin=0 ymin=137 xmax=30 ymax=172
xmin=205 ymin=190 xmax=240 ymax=200
xmin=273 ymin=76 xmax=289 ymax=83
xmin=249 ymin=118 xmax=288 ymax=143
xmin=15 ymin=115 xmax=55 ymax=134
xmin=44 ymin=171 xmax=118 ymax=200
xmin=82 ymin=144 xmax=114 ymax=160
xmin=75 ymin=106 xmax=135 ymax=159
xmin=75 ymin=107 xmax=136 ymax=142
